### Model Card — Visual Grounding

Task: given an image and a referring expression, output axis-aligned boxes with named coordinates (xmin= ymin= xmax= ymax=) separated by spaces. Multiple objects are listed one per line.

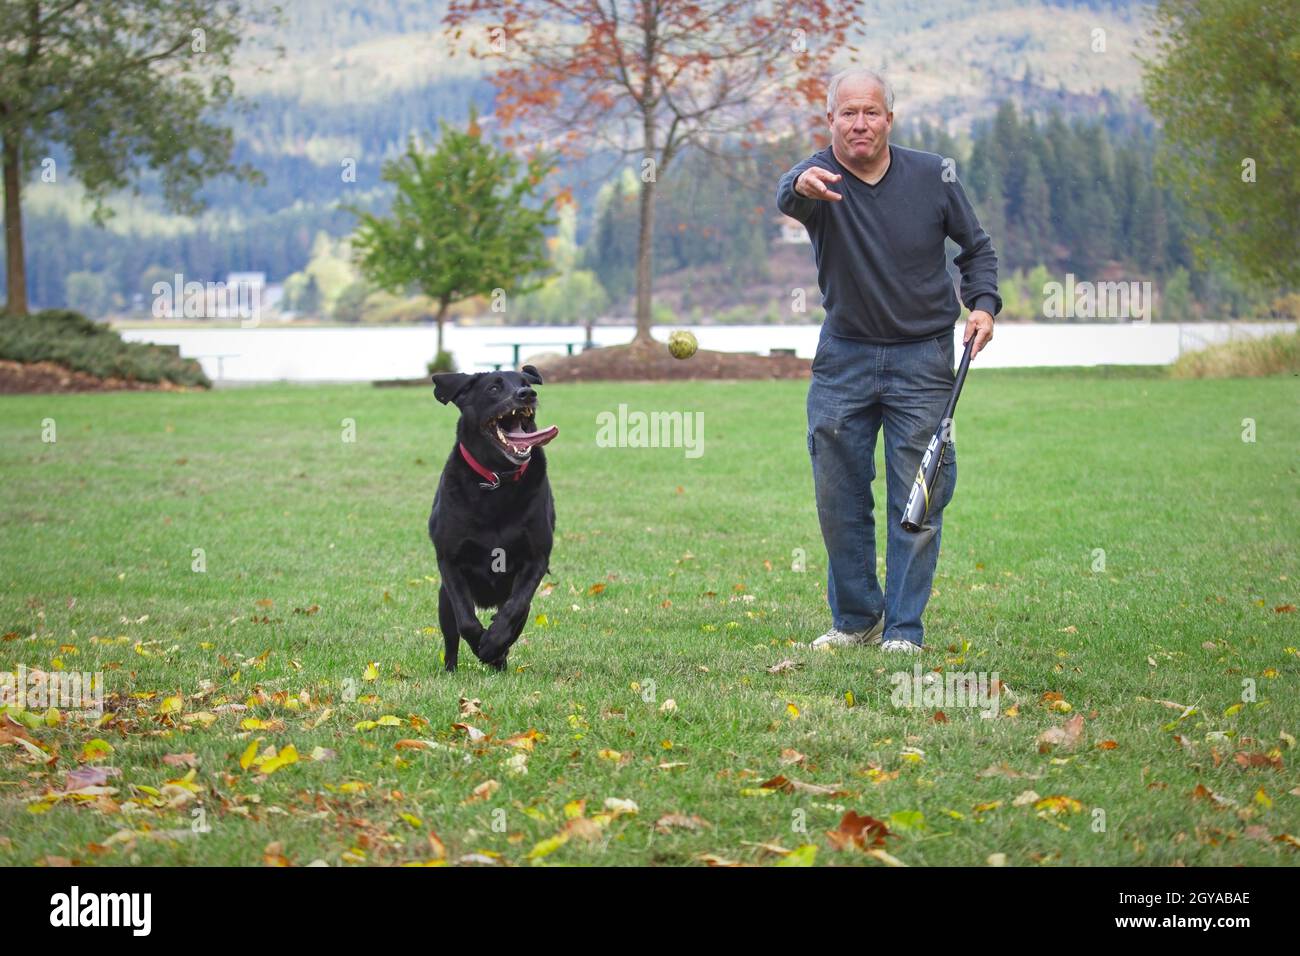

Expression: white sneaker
xmin=811 ymin=618 xmax=884 ymax=649
xmin=881 ymin=639 xmax=922 ymax=654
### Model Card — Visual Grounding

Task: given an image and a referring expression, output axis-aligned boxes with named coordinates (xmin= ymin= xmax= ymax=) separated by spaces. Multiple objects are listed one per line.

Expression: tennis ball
xmin=667 ymin=330 xmax=698 ymax=360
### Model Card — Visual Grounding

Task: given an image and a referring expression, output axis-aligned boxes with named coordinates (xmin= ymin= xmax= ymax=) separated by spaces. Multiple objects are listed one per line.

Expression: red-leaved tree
xmin=444 ymin=0 xmax=862 ymax=343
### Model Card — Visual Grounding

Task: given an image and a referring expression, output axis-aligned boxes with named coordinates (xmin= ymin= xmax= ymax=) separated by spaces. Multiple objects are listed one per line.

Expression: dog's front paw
xmin=460 ymin=621 xmax=484 ymax=650
xmin=474 ymin=620 xmax=512 ymax=664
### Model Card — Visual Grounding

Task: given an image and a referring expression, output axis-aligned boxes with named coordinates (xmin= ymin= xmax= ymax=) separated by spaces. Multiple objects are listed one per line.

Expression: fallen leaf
xmin=465 ymin=779 xmax=499 ymax=803
xmin=655 ymin=813 xmax=710 ymax=833
xmin=826 ymin=811 xmax=890 ymax=850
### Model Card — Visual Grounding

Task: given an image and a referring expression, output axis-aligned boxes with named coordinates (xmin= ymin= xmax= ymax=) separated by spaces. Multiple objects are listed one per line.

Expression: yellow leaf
xmin=400 ymin=812 xmax=423 ymax=828
xmin=786 ymin=703 xmax=800 ymax=720
xmin=259 ymin=744 xmax=299 ymax=774
xmin=1033 ymin=795 xmax=1084 ymax=815
xmin=363 ymin=662 xmax=379 ymax=682
xmin=1224 ymin=703 xmax=1243 ymax=717
xmin=776 ymin=844 xmax=818 ymax=867
xmin=597 ymin=749 xmax=622 ymax=762
xmin=239 ymin=739 xmax=261 ymax=771
xmin=82 ymin=739 xmax=114 ymax=761
xmin=1255 ymin=788 xmax=1273 ymax=809
xmin=376 ymin=715 xmax=402 ymax=726
xmin=563 ymin=799 xmax=586 ymax=820
xmin=527 ymin=833 xmax=570 ymax=859
xmin=159 ymin=695 xmax=182 ymax=715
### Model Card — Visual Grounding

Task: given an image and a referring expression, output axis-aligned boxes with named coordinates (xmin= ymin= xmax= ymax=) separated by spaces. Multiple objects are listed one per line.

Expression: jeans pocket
xmin=933 ymin=333 xmax=955 ymax=377
xmin=812 ymin=329 xmax=831 ymax=374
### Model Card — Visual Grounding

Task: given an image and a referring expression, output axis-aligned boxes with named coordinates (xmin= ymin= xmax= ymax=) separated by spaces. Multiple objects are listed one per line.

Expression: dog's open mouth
xmin=485 ymin=406 xmax=559 ymax=461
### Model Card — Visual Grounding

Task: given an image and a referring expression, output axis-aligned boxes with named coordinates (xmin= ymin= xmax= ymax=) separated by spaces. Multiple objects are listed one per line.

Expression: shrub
xmin=0 ymin=309 xmax=210 ymax=387
xmin=427 ymin=350 xmax=456 ymax=374
xmin=1169 ymin=328 xmax=1300 ymax=379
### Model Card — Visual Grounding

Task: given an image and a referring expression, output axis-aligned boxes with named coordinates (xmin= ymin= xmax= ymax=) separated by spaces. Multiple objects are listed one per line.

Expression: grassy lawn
xmin=1 ymin=370 xmax=1297 ymax=866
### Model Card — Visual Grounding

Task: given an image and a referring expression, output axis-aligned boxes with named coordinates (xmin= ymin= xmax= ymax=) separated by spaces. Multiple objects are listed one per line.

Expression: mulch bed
xmin=0 ymin=360 xmax=190 ymax=394
xmin=527 ymin=340 xmax=811 ymax=382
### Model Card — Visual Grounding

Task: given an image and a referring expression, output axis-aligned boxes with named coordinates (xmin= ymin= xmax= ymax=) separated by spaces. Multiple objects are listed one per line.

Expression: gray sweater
xmin=776 ymin=144 xmax=1001 ymax=343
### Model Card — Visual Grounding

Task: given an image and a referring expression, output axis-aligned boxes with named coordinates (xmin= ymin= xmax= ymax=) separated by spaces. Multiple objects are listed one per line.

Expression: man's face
xmin=828 ymin=77 xmax=893 ymax=166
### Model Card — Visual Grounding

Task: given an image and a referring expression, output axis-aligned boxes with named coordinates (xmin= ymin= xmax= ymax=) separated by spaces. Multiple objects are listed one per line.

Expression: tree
xmin=65 ymin=270 xmax=113 ymax=317
xmin=1142 ymin=0 xmax=1300 ymax=287
xmin=349 ymin=115 xmax=556 ymax=357
xmin=444 ymin=0 xmax=862 ymax=343
xmin=0 ymin=0 xmax=265 ymax=315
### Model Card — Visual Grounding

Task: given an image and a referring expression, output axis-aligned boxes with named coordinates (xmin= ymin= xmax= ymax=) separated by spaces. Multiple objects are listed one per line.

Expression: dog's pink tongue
xmin=505 ymin=424 xmax=558 ymax=448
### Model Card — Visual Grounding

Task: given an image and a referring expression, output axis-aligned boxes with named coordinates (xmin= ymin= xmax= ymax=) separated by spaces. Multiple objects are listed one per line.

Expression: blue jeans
xmin=807 ymin=327 xmax=958 ymax=647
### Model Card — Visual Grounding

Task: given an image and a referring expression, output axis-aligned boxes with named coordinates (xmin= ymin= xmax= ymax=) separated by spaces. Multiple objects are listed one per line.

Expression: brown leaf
xmin=767 ymin=660 xmax=798 ymax=674
xmin=464 ymin=779 xmax=499 ymax=803
xmin=757 ymin=774 xmax=844 ymax=796
xmin=1037 ymin=713 xmax=1084 ymax=753
xmin=1191 ymin=784 xmax=1235 ymax=810
xmin=162 ymin=752 xmax=198 ymax=768
xmin=1234 ymin=751 xmax=1283 ymax=771
xmin=779 ymin=748 xmax=807 ymax=766
xmin=458 ymin=697 xmax=483 ymax=717
xmin=263 ymin=841 xmax=290 ymax=866
xmin=976 ymin=762 xmax=1039 ymax=780
xmin=1243 ymin=825 xmax=1272 ymax=843
xmin=655 ymin=813 xmax=711 ymax=834
xmin=826 ymin=811 xmax=890 ymax=850
xmin=559 ymin=817 xmax=599 ymax=842
xmin=932 ymin=711 xmax=948 ymax=723
xmin=65 ymin=766 xmax=120 ymax=789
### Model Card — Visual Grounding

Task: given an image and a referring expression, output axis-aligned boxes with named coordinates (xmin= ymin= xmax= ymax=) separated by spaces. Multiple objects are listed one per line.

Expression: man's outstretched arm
xmin=777 ymin=155 xmax=840 ymax=223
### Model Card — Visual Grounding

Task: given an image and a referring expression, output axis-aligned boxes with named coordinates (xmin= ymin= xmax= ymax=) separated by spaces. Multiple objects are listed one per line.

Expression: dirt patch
xmin=0 ymin=360 xmax=191 ymax=394
xmin=526 ymin=340 xmax=811 ymax=382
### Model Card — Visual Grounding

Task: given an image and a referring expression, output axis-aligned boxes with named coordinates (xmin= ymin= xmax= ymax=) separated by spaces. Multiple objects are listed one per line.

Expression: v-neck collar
xmin=831 ymin=144 xmax=894 ymax=195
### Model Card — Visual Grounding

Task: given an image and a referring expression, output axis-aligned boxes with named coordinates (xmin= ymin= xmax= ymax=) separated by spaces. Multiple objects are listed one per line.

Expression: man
xmin=776 ymin=68 xmax=1000 ymax=654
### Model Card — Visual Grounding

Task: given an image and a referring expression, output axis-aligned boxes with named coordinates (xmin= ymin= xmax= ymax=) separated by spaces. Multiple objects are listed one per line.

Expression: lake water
xmin=118 ymin=321 xmax=1297 ymax=383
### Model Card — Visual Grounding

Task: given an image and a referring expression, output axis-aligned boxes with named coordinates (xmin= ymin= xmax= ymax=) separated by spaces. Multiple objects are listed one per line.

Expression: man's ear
xmin=520 ymin=364 xmax=543 ymax=386
xmin=432 ymin=372 xmax=477 ymax=406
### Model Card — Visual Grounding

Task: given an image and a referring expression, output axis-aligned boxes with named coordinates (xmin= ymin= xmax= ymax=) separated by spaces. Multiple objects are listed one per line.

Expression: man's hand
xmin=795 ymin=166 xmax=843 ymax=201
xmin=963 ymin=310 xmax=994 ymax=360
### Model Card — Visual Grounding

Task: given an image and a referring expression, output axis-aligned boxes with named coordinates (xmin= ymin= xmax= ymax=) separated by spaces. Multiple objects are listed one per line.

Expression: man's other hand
xmin=795 ymin=167 xmax=843 ymax=201
xmin=963 ymin=310 xmax=994 ymax=360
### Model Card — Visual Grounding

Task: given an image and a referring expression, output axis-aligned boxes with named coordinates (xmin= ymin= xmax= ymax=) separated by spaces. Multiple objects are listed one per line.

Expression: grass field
xmin=1 ymin=369 xmax=1297 ymax=866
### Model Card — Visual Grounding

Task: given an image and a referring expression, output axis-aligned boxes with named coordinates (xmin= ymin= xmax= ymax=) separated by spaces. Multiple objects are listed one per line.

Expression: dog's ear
xmin=520 ymin=364 xmax=543 ymax=386
xmin=432 ymin=372 xmax=477 ymax=406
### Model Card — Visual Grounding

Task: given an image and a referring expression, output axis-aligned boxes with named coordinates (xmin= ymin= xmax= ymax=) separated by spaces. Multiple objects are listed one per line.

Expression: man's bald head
xmin=826 ymin=68 xmax=894 ymax=116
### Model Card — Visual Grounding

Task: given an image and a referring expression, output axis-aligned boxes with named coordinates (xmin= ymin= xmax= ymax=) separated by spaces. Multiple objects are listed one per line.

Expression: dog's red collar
xmin=459 ymin=442 xmax=530 ymax=490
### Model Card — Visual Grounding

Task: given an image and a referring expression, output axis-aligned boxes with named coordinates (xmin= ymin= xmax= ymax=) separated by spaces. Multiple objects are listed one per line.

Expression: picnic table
xmin=477 ymin=340 xmax=591 ymax=371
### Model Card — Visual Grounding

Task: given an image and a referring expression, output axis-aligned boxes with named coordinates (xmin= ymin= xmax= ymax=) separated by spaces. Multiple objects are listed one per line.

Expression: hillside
xmin=6 ymin=0 xmax=1159 ymax=313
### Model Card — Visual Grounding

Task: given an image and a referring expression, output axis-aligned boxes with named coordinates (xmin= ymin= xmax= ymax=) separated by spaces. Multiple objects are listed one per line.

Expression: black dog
xmin=428 ymin=365 xmax=558 ymax=671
